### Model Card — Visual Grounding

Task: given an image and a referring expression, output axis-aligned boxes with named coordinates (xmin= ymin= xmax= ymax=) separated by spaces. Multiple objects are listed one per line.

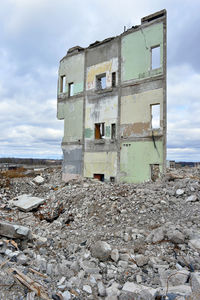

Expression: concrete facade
xmin=57 ymin=10 xmax=167 ymax=183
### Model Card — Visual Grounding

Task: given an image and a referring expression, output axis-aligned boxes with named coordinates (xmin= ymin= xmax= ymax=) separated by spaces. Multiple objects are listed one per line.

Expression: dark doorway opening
xmin=93 ymin=174 xmax=104 ymax=181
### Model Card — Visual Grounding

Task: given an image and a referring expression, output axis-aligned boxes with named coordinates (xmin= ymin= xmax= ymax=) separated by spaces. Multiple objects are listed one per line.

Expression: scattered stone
xmin=80 ymin=260 xmax=100 ymax=274
xmin=189 ymin=239 xmax=200 ymax=251
xmin=166 ymin=229 xmax=185 ymax=244
xmin=135 ymin=255 xmax=148 ymax=267
xmin=176 ymin=189 xmax=185 ymax=196
xmin=83 ymin=285 xmax=92 ymax=294
xmin=62 ymin=290 xmax=71 ymax=300
xmin=91 ymin=241 xmax=111 ymax=262
xmin=111 ymin=249 xmax=119 ymax=262
xmin=97 ymin=281 xmax=106 ymax=297
xmin=186 ymin=195 xmax=197 ymax=202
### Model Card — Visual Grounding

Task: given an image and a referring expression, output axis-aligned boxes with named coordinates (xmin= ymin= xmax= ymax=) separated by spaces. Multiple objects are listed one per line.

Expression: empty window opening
xmin=68 ymin=82 xmax=74 ymax=97
xmin=111 ymin=123 xmax=116 ymax=139
xmin=110 ymin=176 xmax=115 ymax=182
xmin=150 ymin=164 xmax=160 ymax=181
xmin=96 ymin=74 xmax=106 ymax=90
xmin=95 ymin=123 xmax=105 ymax=139
xmin=151 ymin=46 xmax=160 ymax=69
xmin=60 ymin=75 xmax=66 ymax=93
xmin=94 ymin=174 xmax=104 ymax=182
xmin=151 ymin=104 xmax=160 ymax=129
xmin=112 ymin=72 xmax=116 ymax=87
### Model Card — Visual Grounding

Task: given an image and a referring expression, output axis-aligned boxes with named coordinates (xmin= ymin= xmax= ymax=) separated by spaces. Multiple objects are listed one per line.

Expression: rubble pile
xmin=0 ymin=167 xmax=200 ymax=299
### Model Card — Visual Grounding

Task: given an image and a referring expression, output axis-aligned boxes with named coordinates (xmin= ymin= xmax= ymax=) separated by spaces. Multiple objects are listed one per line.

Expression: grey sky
xmin=0 ymin=0 xmax=199 ymax=161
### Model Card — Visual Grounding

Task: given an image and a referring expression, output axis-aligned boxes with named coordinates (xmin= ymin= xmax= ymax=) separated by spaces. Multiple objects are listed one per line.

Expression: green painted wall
xmin=122 ymin=23 xmax=163 ymax=81
xmin=59 ymin=53 xmax=84 ymax=96
xmin=120 ymin=140 xmax=163 ymax=183
xmin=63 ymin=98 xmax=83 ymax=142
xmin=85 ymin=128 xmax=93 ymax=138
xmin=106 ymin=126 xmax=111 ymax=137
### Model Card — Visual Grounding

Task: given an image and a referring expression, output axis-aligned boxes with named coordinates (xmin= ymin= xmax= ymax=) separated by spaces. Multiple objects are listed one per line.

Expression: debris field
xmin=0 ymin=166 xmax=200 ymax=299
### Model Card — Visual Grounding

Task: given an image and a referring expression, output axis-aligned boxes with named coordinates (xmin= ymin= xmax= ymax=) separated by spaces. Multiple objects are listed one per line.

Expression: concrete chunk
xmin=13 ymin=194 xmax=45 ymax=212
xmin=190 ymin=272 xmax=200 ymax=293
xmin=33 ymin=175 xmax=44 ymax=184
xmin=0 ymin=221 xmax=30 ymax=239
xmin=122 ymin=282 xmax=157 ymax=300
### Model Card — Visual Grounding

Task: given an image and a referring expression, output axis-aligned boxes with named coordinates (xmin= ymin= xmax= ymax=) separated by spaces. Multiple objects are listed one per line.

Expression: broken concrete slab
xmin=121 ymin=282 xmax=157 ymax=300
xmin=33 ymin=175 xmax=44 ymax=184
xmin=12 ymin=194 xmax=45 ymax=212
xmin=190 ymin=272 xmax=200 ymax=293
xmin=0 ymin=221 xmax=30 ymax=239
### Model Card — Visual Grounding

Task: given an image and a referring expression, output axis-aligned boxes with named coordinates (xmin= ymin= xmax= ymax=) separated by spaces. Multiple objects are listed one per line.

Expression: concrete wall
xmin=57 ymin=10 xmax=167 ymax=183
xmin=59 ymin=52 xmax=84 ymax=95
xmin=86 ymin=58 xmax=118 ymax=90
xmin=120 ymin=140 xmax=163 ymax=183
xmin=57 ymin=101 xmax=65 ymax=120
xmin=120 ymin=88 xmax=163 ymax=138
xmin=62 ymin=145 xmax=82 ymax=181
xmin=63 ymin=98 xmax=83 ymax=143
xmin=121 ymin=23 xmax=163 ymax=81
xmin=84 ymin=152 xmax=117 ymax=180
xmin=85 ymin=95 xmax=118 ymax=140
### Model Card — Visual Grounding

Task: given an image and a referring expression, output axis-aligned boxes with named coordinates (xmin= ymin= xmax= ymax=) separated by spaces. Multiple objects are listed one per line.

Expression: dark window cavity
xmin=111 ymin=123 xmax=116 ymax=139
xmin=94 ymin=174 xmax=104 ymax=181
xmin=112 ymin=72 xmax=116 ymax=87
xmin=110 ymin=176 xmax=115 ymax=182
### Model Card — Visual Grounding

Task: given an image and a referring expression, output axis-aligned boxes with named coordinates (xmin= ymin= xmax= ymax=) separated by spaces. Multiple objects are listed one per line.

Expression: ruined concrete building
xmin=57 ymin=10 xmax=167 ymax=183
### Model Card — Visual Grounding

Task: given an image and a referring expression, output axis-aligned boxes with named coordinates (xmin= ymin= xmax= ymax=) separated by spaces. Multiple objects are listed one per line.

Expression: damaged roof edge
xmin=141 ymin=9 xmax=166 ymax=24
xmin=60 ymin=9 xmax=166 ymax=61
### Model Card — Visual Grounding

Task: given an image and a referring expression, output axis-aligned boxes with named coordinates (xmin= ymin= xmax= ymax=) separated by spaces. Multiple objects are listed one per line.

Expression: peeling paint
xmin=85 ymin=128 xmax=93 ymax=138
xmin=86 ymin=58 xmax=118 ymax=90
xmin=121 ymin=122 xmax=150 ymax=137
xmin=120 ymin=88 xmax=163 ymax=125
xmin=106 ymin=126 xmax=111 ymax=137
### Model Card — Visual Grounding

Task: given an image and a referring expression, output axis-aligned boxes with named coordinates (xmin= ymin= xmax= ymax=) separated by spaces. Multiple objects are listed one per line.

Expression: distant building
xmin=57 ymin=10 xmax=167 ymax=183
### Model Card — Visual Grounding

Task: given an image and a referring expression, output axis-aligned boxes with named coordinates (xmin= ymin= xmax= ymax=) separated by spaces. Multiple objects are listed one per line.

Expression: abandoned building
xmin=57 ymin=9 xmax=167 ymax=183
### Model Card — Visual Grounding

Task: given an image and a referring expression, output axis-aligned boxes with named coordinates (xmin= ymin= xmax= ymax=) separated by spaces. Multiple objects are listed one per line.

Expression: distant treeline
xmin=0 ymin=157 xmax=62 ymax=165
xmin=176 ymin=162 xmax=198 ymax=167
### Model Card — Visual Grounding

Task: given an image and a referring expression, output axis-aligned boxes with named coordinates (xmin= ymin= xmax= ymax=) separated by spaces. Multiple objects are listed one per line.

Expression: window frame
xmin=151 ymin=103 xmax=160 ymax=129
xmin=151 ymin=45 xmax=161 ymax=70
xmin=96 ymin=73 xmax=106 ymax=90
xmin=60 ymin=75 xmax=66 ymax=93
xmin=94 ymin=122 xmax=105 ymax=139
xmin=68 ymin=82 xmax=74 ymax=97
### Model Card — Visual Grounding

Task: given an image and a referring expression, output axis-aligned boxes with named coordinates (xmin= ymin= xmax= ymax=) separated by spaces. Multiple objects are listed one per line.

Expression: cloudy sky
xmin=0 ymin=0 xmax=199 ymax=161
